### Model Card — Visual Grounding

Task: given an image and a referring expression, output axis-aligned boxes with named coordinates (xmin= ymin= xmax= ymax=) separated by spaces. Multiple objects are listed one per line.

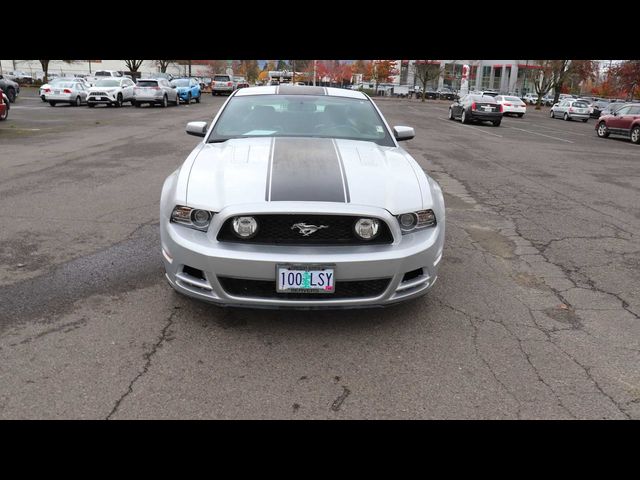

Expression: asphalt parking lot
xmin=1 ymin=88 xmax=639 ymax=419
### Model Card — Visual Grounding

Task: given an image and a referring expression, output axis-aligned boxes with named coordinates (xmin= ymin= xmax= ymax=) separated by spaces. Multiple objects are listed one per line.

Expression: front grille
xmin=218 ymin=277 xmax=391 ymax=300
xmin=91 ymin=91 xmax=107 ymax=96
xmin=217 ymin=215 xmax=394 ymax=245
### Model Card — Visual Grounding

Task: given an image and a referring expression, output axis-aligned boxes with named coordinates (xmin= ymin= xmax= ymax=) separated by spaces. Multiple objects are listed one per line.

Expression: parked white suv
xmin=211 ymin=74 xmax=235 ymax=95
xmin=87 ymin=77 xmax=136 ymax=107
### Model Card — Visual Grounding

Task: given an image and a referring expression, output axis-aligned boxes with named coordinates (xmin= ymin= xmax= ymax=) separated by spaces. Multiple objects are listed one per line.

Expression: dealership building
xmin=399 ymin=60 xmax=545 ymax=94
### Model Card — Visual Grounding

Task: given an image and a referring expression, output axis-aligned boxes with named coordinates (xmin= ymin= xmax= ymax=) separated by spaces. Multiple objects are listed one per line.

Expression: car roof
xmin=234 ymin=85 xmax=368 ymax=99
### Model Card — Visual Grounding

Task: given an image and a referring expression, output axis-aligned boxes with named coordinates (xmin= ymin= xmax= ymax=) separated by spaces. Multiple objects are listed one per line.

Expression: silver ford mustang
xmin=160 ymin=85 xmax=445 ymax=308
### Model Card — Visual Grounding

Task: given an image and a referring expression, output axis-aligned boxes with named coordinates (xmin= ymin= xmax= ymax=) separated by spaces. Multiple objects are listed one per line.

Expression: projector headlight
xmin=170 ymin=206 xmax=213 ymax=232
xmin=397 ymin=209 xmax=436 ymax=233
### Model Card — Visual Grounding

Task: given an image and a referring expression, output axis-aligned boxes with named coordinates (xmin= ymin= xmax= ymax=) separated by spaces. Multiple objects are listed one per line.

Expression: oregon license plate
xmin=276 ymin=264 xmax=335 ymax=294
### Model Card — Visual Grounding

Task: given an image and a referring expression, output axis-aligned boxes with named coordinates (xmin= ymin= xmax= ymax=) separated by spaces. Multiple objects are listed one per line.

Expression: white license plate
xmin=276 ymin=264 xmax=335 ymax=293
xmin=483 ymin=106 xmax=492 ymax=111
xmin=54 ymin=90 xmax=60 ymax=94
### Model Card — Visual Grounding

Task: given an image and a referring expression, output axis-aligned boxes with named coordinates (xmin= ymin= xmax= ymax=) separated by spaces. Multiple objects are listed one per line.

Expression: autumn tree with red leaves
xmin=371 ymin=60 xmax=398 ymax=92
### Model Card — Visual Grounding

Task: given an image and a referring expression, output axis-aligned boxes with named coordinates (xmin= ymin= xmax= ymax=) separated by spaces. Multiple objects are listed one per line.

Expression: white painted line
xmin=504 ymin=126 xmax=574 ymax=143
xmin=438 ymin=117 xmax=503 ymax=138
xmin=504 ymin=118 xmax=587 ymax=136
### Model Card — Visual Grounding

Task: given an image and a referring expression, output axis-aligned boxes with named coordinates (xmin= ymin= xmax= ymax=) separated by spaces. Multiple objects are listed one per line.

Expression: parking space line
xmin=503 ymin=126 xmax=574 ymax=143
xmin=505 ymin=119 xmax=587 ymax=136
xmin=438 ymin=117 xmax=503 ymax=138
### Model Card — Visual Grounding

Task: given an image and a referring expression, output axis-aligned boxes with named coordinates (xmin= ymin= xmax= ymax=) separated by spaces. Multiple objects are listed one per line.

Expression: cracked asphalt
xmin=1 ymin=89 xmax=638 ymax=419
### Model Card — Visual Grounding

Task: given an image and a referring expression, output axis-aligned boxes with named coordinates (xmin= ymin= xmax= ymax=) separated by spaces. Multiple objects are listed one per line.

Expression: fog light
xmin=232 ymin=216 xmax=258 ymax=239
xmin=354 ymin=218 xmax=380 ymax=240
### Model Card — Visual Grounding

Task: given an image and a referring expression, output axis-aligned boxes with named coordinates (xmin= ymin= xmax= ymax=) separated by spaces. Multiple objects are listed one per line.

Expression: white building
xmin=401 ymin=60 xmax=546 ymax=94
xmin=0 ymin=60 xmax=213 ymax=79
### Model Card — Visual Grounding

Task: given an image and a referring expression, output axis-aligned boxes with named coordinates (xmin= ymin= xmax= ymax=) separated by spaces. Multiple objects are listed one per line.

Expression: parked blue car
xmin=170 ymin=77 xmax=201 ymax=104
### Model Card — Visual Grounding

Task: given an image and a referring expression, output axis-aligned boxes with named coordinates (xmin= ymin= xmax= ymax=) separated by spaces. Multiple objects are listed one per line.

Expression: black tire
xmin=174 ymin=94 xmax=180 ymax=106
xmin=492 ymin=119 xmax=501 ymax=127
xmin=630 ymin=126 xmax=640 ymax=145
xmin=49 ymin=101 xmax=57 ymax=107
xmin=74 ymin=96 xmax=81 ymax=107
xmin=448 ymin=108 xmax=454 ymax=120
xmin=187 ymin=93 xmax=192 ymax=104
xmin=6 ymin=88 xmax=16 ymax=103
xmin=564 ymin=113 xmax=570 ymax=121
xmin=550 ymin=110 xmax=555 ymax=118
xmin=461 ymin=109 xmax=469 ymax=124
xmin=41 ymin=96 xmax=47 ymax=102
xmin=596 ymin=122 xmax=609 ymax=138
xmin=162 ymin=95 xmax=168 ymax=108
xmin=115 ymin=94 xmax=123 ymax=108
xmin=195 ymin=93 xmax=201 ymax=103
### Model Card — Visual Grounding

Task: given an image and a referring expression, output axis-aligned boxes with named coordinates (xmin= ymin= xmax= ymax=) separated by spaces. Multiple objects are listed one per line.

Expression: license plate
xmin=483 ymin=106 xmax=492 ymax=111
xmin=54 ymin=90 xmax=60 ymax=94
xmin=276 ymin=264 xmax=335 ymax=293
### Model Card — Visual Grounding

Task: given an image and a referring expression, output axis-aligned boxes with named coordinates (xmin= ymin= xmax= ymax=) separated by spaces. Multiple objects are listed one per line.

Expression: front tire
xmin=631 ymin=126 xmax=640 ymax=144
xmin=162 ymin=95 xmax=168 ymax=108
xmin=187 ymin=93 xmax=192 ymax=104
xmin=195 ymin=93 xmax=201 ymax=103
xmin=6 ymin=88 xmax=16 ymax=103
xmin=461 ymin=109 xmax=469 ymax=124
xmin=448 ymin=108 xmax=454 ymax=120
xmin=115 ymin=94 xmax=123 ymax=108
xmin=550 ymin=110 xmax=555 ymax=118
xmin=564 ymin=113 xmax=570 ymax=121
xmin=596 ymin=122 xmax=609 ymax=138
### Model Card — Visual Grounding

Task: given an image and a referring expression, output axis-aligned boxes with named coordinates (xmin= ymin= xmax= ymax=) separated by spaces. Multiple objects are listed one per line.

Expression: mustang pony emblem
xmin=291 ymin=223 xmax=329 ymax=236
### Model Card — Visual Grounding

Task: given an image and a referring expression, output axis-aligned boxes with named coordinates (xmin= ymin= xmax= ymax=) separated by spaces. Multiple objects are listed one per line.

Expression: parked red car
xmin=0 ymin=88 xmax=8 ymax=121
xmin=595 ymin=103 xmax=640 ymax=144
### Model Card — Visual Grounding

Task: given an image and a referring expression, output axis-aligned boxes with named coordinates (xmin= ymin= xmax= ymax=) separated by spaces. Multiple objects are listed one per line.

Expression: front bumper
xmin=87 ymin=94 xmax=117 ymax=104
xmin=160 ymin=204 xmax=444 ymax=308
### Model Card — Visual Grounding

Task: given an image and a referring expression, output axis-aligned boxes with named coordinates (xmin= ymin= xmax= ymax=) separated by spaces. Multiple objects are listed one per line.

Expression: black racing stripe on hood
xmin=269 ymin=137 xmax=346 ymax=202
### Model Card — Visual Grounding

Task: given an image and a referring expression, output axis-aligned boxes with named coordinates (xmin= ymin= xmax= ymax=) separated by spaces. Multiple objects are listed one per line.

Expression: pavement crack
xmin=106 ymin=309 xmax=177 ymax=420
xmin=330 ymin=386 xmax=351 ymax=412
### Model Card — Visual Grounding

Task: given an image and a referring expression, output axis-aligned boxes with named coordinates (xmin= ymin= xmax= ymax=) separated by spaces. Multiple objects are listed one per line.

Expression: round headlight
xmin=191 ymin=209 xmax=211 ymax=228
xmin=399 ymin=213 xmax=417 ymax=230
xmin=354 ymin=218 xmax=380 ymax=240
xmin=232 ymin=216 xmax=258 ymax=239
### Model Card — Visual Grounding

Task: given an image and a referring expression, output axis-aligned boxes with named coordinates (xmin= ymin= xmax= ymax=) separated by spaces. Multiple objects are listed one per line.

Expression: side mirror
xmin=393 ymin=126 xmax=415 ymax=141
xmin=171 ymin=85 xmax=177 ymax=89
xmin=186 ymin=121 xmax=207 ymax=137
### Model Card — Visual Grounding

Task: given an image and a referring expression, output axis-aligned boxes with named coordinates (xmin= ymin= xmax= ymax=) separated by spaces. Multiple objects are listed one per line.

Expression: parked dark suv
xmin=595 ymin=103 xmax=640 ymax=144
xmin=448 ymin=94 xmax=503 ymax=126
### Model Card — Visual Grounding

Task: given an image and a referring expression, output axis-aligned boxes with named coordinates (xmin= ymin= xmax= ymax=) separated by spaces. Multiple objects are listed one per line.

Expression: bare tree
xmin=123 ymin=60 xmax=145 ymax=74
xmin=155 ymin=60 xmax=175 ymax=73
xmin=533 ymin=60 xmax=555 ymax=109
xmin=39 ymin=60 xmax=51 ymax=83
xmin=413 ymin=61 xmax=441 ymax=102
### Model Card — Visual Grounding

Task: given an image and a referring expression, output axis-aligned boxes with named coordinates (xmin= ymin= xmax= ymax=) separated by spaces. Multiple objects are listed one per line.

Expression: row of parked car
xmin=39 ymin=75 xmax=204 ymax=107
xmin=445 ymin=91 xmax=640 ymax=144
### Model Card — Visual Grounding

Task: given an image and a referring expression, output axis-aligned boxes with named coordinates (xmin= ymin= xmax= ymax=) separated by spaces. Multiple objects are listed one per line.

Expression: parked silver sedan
xmin=133 ymin=78 xmax=180 ymax=107
xmin=160 ymin=85 xmax=445 ymax=309
xmin=47 ymin=81 xmax=89 ymax=107
xmin=550 ymin=99 xmax=590 ymax=122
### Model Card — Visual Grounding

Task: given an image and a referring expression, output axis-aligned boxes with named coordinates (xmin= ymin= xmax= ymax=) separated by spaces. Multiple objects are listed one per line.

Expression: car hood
xmin=88 ymin=86 xmax=120 ymax=91
xmin=185 ymin=137 xmax=430 ymax=214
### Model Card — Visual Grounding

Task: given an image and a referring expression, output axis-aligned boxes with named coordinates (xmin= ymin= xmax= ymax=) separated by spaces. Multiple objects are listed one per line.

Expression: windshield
xmin=209 ymin=94 xmax=395 ymax=146
xmin=96 ymin=79 xmax=121 ymax=87
xmin=171 ymin=79 xmax=190 ymax=87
